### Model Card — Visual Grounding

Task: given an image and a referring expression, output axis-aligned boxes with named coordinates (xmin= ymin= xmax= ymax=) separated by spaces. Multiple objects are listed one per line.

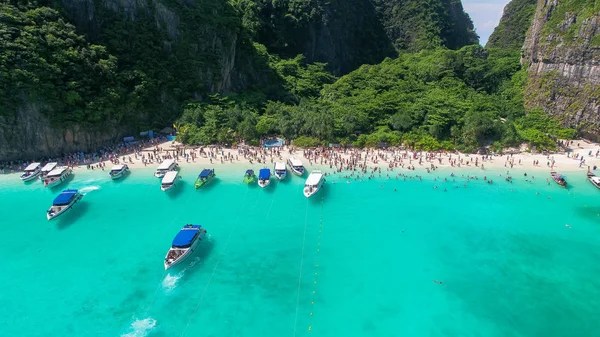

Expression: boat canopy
xmin=245 ymin=169 xmax=254 ymax=175
xmin=172 ymin=225 xmax=202 ymax=248
xmin=41 ymin=162 xmax=58 ymax=172
xmin=259 ymin=168 xmax=270 ymax=180
xmin=47 ymin=167 xmax=67 ymax=177
xmin=25 ymin=162 xmax=41 ymax=171
xmin=275 ymin=162 xmax=286 ymax=170
xmin=162 ymin=171 xmax=179 ymax=184
xmin=111 ymin=164 xmax=125 ymax=171
xmin=288 ymin=158 xmax=303 ymax=167
xmin=53 ymin=189 xmax=78 ymax=206
xmin=305 ymin=171 xmax=323 ymax=185
xmin=199 ymin=169 xmax=213 ymax=178
xmin=157 ymin=159 xmax=175 ymax=170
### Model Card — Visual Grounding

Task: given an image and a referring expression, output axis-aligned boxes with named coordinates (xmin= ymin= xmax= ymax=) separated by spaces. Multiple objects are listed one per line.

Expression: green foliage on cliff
xmin=175 ymin=45 xmax=573 ymax=151
xmin=372 ymin=0 xmax=479 ymax=51
xmin=486 ymin=0 xmax=537 ymax=50
xmin=0 ymin=3 xmax=124 ymax=125
xmin=541 ymin=0 xmax=600 ymax=45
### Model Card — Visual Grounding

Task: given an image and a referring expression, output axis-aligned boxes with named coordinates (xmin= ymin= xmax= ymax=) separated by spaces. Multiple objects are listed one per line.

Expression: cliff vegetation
xmin=486 ymin=0 xmax=537 ymax=50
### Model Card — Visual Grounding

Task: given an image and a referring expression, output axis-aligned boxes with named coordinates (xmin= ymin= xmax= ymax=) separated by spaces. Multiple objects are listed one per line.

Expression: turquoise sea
xmin=1 ymin=166 xmax=600 ymax=337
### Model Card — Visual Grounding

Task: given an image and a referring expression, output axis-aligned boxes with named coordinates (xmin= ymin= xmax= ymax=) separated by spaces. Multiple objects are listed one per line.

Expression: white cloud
xmin=462 ymin=0 xmax=512 ymax=45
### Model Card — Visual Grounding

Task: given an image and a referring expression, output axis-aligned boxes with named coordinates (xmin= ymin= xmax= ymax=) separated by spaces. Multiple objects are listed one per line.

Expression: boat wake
xmin=162 ymin=273 xmax=183 ymax=292
xmin=79 ymin=185 xmax=101 ymax=195
xmin=121 ymin=317 xmax=156 ymax=337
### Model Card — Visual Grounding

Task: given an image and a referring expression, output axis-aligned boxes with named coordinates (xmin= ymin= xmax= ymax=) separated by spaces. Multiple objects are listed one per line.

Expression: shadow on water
xmin=56 ymin=202 xmax=89 ymax=230
xmin=166 ymin=180 xmax=186 ymax=199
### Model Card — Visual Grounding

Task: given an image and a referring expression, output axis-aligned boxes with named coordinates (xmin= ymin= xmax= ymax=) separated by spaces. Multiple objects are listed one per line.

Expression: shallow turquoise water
xmin=1 ymin=167 xmax=600 ymax=337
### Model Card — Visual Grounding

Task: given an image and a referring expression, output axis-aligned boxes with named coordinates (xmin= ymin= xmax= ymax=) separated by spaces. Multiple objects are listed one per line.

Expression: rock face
xmin=522 ymin=0 xmax=600 ymax=134
xmin=0 ymin=103 xmax=122 ymax=161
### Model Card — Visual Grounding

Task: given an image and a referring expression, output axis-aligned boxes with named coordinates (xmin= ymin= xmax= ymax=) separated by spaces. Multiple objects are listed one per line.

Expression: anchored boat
xmin=39 ymin=162 xmax=58 ymax=180
xmin=287 ymin=157 xmax=305 ymax=176
xmin=195 ymin=169 xmax=215 ymax=189
xmin=164 ymin=224 xmax=207 ymax=270
xmin=20 ymin=162 xmax=42 ymax=182
xmin=274 ymin=162 xmax=287 ymax=180
xmin=587 ymin=171 xmax=600 ymax=189
xmin=161 ymin=171 xmax=181 ymax=192
xmin=243 ymin=169 xmax=256 ymax=184
xmin=550 ymin=171 xmax=567 ymax=187
xmin=109 ymin=164 xmax=129 ymax=180
xmin=43 ymin=167 xmax=72 ymax=188
xmin=154 ymin=159 xmax=178 ymax=178
xmin=303 ymin=170 xmax=325 ymax=198
xmin=258 ymin=168 xmax=271 ymax=188
xmin=47 ymin=189 xmax=83 ymax=220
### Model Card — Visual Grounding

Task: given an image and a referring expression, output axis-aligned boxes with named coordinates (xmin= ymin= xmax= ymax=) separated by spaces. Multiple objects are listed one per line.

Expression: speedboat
xmin=39 ymin=162 xmax=58 ymax=180
xmin=20 ymin=162 xmax=41 ymax=181
xmin=587 ymin=171 xmax=600 ymax=189
xmin=243 ymin=169 xmax=256 ymax=184
xmin=550 ymin=171 xmax=567 ymax=187
xmin=47 ymin=189 xmax=83 ymax=220
xmin=287 ymin=157 xmax=305 ymax=176
xmin=194 ymin=169 xmax=215 ymax=189
xmin=109 ymin=164 xmax=129 ymax=180
xmin=155 ymin=159 xmax=178 ymax=178
xmin=303 ymin=170 xmax=325 ymax=198
xmin=274 ymin=162 xmax=287 ymax=180
xmin=43 ymin=167 xmax=73 ymax=188
xmin=258 ymin=168 xmax=271 ymax=188
xmin=161 ymin=170 xmax=180 ymax=192
xmin=164 ymin=224 xmax=207 ymax=270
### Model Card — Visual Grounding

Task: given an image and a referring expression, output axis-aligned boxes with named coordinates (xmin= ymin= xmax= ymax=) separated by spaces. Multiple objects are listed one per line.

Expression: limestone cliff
xmin=522 ymin=0 xmax=600 ymax=135
xmin=487 ymin=0 xmax=537 ymax=50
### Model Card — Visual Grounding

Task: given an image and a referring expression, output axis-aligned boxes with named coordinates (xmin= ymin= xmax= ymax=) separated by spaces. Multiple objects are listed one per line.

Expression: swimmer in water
xmin=433 ymin=280 xmax=444 ymax=285
xmin=565 ymin=224 xmax=571 ymax=229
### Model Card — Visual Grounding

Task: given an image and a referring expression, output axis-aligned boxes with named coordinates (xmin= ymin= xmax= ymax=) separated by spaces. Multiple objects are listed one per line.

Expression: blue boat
xmin=164 ymin=225 xmax=207 ymax=270
xmin=258 ymin=168 xmax=271 ymax=188
xmin=47 ymin=189 xmax=83 ymax=220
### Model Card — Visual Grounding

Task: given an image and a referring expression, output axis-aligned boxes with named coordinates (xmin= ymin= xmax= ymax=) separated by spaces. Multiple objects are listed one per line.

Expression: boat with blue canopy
xmin=258 ymin=168 xmax=271 ymax=188
xmin=47 ymin=189 xmax=83 ymax=220
xmin=194 ymin=168 xmax=215 ymax=189
xmin=164 ymin=224 xmax=208 ymax=270
xmin=243 ymin=169 xmax=256 ymax=184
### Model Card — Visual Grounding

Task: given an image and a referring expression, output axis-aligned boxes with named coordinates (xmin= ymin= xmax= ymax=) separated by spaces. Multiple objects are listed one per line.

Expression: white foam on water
xmin=162 ymin=273 xmax=182 ymax=292
xmin=79 ymin=185 xmax=100 ymax=195
xmin=121 ymin=317 xmax=156 ymax=337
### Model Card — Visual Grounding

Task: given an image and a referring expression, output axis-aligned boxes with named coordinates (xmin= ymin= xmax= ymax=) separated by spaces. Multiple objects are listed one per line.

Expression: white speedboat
xmin=287 ymin=157 xmax=305 ymax=176
xmin=47 ymin=189 xmax=83 ymax=220
xmin=155 ymin=159 xmax=178 ymax=178
xmin=274 ymin=162 xmax=287 ymax=180
xmin=43 ymin=167 xmax=72 ymax=188
xmin=39 ymin=162 xmax=58 ymax=180
xmin=587 ymin=171 xmax=600 ymax=189
xmin=164 ymin=224 xmax=207 ymax=270
xmin=161 ymin=170 xmax=180 ymax=191
xmin=258 ymin=168 xmax=271 ymax=188
xmin=303 ymin=170 xmax=325 ymax=198
xmin=20 ymin=162 xmax=41 ymax=181
xmin=109 ymin=164 xmax=129 ymax=180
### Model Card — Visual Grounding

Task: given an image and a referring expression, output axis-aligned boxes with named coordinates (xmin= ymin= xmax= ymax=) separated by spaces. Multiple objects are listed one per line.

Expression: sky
xmin=462 ymin=0 xmax=512 ymax=46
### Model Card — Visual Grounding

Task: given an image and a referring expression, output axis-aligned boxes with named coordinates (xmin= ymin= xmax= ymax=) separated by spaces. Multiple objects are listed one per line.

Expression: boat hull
xmin=21 ymin=171 xmax=40 ymax=182
xmin=44 ymin=171 xmax=72 ymax=188
xmin=47 ymin=194 xmax=82 ymax=220
xmin=303 ymin=179 xmax=325 ymax=198
xmin=110 ymin=169 xmax=128 ymax=180
xmin=275 ymin=172 xmax=287 ymax=180
xmin=290 ymin=168 xmax=304 ymax=176
xmin=243 ymin=176 xmax=256 ymax=184
xmin=258 ymin=179 xmax=271 ymax=188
